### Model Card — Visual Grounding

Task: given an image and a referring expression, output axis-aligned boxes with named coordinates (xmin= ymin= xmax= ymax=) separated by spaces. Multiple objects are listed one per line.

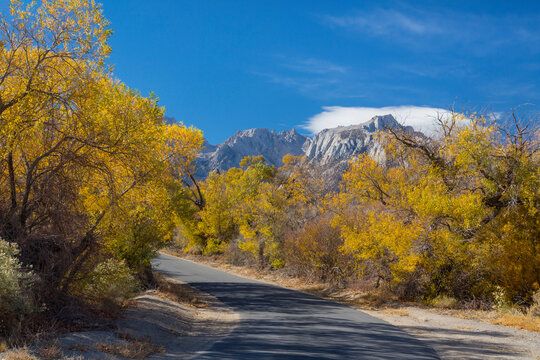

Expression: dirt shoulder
xmin=365 ymin=307 xmax=539 ymax=360
xmin=2 ymin=274 xmax=239 ymax=360
xmin=167 ymin=251 xmax=540 ymax=360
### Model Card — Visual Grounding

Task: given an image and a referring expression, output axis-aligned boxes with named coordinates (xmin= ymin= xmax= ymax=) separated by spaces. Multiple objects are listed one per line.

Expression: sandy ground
xmin=0 ymin=284 xmax=239 ymax=360
xmin=364 ymin=307 xmax=540 ymax=360
xmin=54 ymin=290 xmax=238 ymax=359
xmin=55 ymin=289 xmax=238 ymax=360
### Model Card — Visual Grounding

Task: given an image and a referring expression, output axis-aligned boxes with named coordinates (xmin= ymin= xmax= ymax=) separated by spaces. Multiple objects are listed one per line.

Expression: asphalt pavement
xmin=152 ymin=253 xmax=440 ymax=359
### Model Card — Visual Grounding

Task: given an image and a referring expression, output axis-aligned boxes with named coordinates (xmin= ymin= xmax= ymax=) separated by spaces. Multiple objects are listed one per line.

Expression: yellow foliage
xmin=166 ymin=124 xmax=204 ymax=177
xmin=335 ymin=112 xmax=539 ymax=302
xmin=0 ymin=0 xmax=203 ymax=296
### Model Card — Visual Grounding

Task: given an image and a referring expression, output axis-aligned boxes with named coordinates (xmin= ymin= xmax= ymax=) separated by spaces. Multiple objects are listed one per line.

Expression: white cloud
xmin=282 ymin=58 xmax=348 ymax=75
xmin=326 ymin=9 xmax=436 ymax=37
xmin=323 ymin=8 xmax=540 ymax=54
xmin=304 ymin=105 xmax=458 ymax=135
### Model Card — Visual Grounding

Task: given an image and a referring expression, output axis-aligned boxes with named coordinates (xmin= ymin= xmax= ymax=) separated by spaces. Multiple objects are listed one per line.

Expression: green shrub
xmin=72 ymin=259 xmax=139 ymax=310
xmin=0 ymin=237 xmax=36 ymax=336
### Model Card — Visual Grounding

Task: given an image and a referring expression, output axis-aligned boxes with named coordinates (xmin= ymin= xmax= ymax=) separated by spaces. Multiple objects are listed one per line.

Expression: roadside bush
xmin=224 ymin=238 xmax=257 ymax=267
xmin=1 ymin=348 xmax=38 ymax=360
xmin=0 ymin=238 xmax=36 ymax=337
xmin=70 ymin=259 xmax=138 ymax=312
xmin=284 ymin=217 xmax=354 ymax=285
xmin=429 ymin=295 xmax=459 ymax=309
xmin=529 ymin=290 xmax=540 ymax=317
xmin=108 ymin=208 xmax=174 ymax=283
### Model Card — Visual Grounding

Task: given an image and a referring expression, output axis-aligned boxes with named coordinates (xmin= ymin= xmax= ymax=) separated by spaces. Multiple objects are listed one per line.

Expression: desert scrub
xmin=528 ymin=289 xmax=540 ymax=317
xmin=0 ymin=238 xmax=36 ymax=337
xmin=429 ymin=295 xmax=459 ymax=309
xmin=153 ymin=272 xmax=209 ymax=307
xmin=96 ymin=333 xmax=164 ymax=359
xmin=1 ymin=347 xmax=38 ymax=360
xmin=70 ymin=259 xmax=139 ymax=311
xmin=487 ymin=289 xmax=540 ymax=332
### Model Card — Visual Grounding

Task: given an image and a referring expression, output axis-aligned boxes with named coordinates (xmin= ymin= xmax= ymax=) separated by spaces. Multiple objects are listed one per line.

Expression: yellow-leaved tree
xmin=0 ymin=0 xmax=205 ymax=327
xmin=335 ymin=112 xmax=539 ymax=304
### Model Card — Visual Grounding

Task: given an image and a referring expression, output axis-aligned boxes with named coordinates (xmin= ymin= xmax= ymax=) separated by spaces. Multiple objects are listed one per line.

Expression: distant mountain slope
xmin=196 ymin=128 xmax=308 ymax=178
xmin=305 ymin=114 xmax=389 ymax=164
xmin=196 ymin=115 xmax=418 ymax=178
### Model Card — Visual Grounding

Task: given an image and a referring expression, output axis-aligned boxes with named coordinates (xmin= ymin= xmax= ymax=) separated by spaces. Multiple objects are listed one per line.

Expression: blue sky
xmin=91 ymin=1 xmax=540 ymax=142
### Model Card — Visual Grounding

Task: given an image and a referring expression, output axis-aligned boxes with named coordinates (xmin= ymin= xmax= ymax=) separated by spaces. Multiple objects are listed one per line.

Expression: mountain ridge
xmin=196 ymin=114 xmax=416 ymax=178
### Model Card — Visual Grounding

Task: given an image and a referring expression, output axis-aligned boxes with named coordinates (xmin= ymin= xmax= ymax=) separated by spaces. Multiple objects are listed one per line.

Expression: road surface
xmin=152 ymin=253 xmax=440 ymax=359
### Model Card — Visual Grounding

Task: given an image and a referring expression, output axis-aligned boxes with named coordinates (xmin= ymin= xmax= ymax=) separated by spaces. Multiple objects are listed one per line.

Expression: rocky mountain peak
xmin=304 ymin=115 xmax=403 ymax=166
xmin=360 ymin=114 xmax=399 ymax=132
xmin=196 ymin=127 xmax=308 ymax=178
xmin=196 ymin=114 xmax=421 ymax=179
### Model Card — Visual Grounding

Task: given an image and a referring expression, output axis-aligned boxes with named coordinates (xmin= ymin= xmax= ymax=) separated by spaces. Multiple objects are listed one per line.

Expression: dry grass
xmin=430 ymin=295 xmax=459 ymax=309
xmin=95 ymin=333 xmax=164 ymax=359
xmin=454 ymin=326 xmax=474 ymax=330
xmin=490 ymin=313 xmax=540 ymax=332
xmin=2 ymin=345 xmax=85 ymax=360
xmin=153 ymin=272 xmax=209 ymax=308
xmin=66 ymin=343 xmax=89 ymax=353
xmin=423 ymin=306 xmax=540 ymax=333
xmin=381 ymin=308 xmax=409 ymax=316
xmin=116 ymin=331 xmax=147 ymax=342
xmin=347 ymin=288 xmax=399 ymax=309
xmin=430 ymin=308 xmax=490 ymax=320
xmin=36 ymin=341 xmax=63 ymax=360
xmin=1 ymin=348 xmax=38 ymax=360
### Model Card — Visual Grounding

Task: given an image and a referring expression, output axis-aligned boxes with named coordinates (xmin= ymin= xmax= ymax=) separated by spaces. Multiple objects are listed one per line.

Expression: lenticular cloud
xmin=304 ymin=106 xmax=456 ymax=135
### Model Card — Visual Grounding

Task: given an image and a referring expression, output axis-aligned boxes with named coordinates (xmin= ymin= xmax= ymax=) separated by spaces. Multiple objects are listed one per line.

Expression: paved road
xmin=152 ymin=253 xmax=440 ymax=360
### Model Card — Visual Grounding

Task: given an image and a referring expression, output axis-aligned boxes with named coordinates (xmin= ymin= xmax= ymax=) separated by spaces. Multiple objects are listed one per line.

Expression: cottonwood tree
xmin=165 ymin=123 xmax=205 ymax=209
xmin=334 ymin=112 xmax=539 ymax=303
xmin=0 ymin=1 xmax=204 ymax=304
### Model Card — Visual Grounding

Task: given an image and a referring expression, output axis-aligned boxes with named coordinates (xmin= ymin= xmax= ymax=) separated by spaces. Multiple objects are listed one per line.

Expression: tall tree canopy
xmin=0 ymin=0 xmax=204 ymax=304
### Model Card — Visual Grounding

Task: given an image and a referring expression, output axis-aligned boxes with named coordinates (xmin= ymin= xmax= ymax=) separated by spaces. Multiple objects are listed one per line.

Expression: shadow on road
xmin=185 ymin=282 xmax=439 ymax=359
xmin=155 ymin=255 xmax=440 ymax=359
